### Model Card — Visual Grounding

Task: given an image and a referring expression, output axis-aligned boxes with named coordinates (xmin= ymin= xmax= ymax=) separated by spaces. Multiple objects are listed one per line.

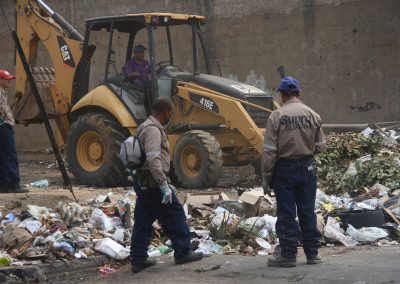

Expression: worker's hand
xmin=132 ymin=71 xmax=140 ymax=77
xmin=262 ymin=173 xmax=273 ymax=196
xmin=168 ymin=184 xmax=177 ymax=194
xmin=160 ymin=182 xmax=173 ymax=204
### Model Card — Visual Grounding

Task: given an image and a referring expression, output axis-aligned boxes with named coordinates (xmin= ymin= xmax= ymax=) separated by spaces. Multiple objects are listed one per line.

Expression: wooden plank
xmin=383 ymin=207 xmax=400 ymax=225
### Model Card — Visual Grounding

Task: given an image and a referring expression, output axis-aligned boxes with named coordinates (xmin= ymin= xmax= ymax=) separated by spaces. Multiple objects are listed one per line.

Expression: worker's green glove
xmin=262 ymin=173 xmax=273 ymax=196
xmin=160 ymin=181 xmax=173 ymax=204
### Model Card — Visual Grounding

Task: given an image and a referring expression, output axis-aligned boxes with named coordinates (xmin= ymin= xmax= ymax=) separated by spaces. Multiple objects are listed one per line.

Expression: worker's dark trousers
xmin=130 ymin=177 xmax=191 ymax=264
xmin=273 ymin=157 xmax=321 ymax=259
xmin=0 ymin=124 xmax=20 ymax=187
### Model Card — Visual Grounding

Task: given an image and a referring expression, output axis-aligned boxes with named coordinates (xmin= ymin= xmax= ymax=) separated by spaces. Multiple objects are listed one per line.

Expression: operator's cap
xmin=133 ymin=44 xmax=147 ymax=52
xmin=277 ymin=76 xmax=300 ymax=94
xmin=0 ymin=70 xmax=15 ymax=80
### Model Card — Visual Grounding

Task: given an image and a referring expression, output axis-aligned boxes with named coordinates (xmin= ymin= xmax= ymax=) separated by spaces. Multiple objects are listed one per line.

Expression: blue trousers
xmin=0 ymin=124 xmax=20 ymax=187
xmin=130 ymin=178 xmax=191 ymax=264
xmin=273 ymin=157 xmax=321 ymax=259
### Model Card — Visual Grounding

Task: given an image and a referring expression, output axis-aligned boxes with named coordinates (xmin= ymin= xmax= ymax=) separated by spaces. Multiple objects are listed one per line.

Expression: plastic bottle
xmin=148 ymin=245 xmax=172 ymax=257
xmin=30 ymin=180 xmax=49 ymax=188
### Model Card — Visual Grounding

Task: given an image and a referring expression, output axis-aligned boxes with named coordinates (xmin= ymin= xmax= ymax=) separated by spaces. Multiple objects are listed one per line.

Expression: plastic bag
xmin=112 ymin=228 xmax=125 ymax=243
xmin=89 ymin=209 xmax=114 ymax=232
xmin=346 ymin=225 xmax=389 ymax=242
xmin=211 ymin=207 xmax=238 ymax=227
xmin=94 ymin=238 xmax=129 ymax=260
xmin=54 ymin=241 xmax=75 ymax=255
xmin=255 ymin=238 xmax=271 ymax=250
xmin=197 ymin=239 xmax=222 ymax=254
xmin=244 ymin=214 xmax=277 ymax=233
xmin=323 ymin=217 xmax=358 ymax=247
xmin=29 ymin=180 xmax=49 ymax=188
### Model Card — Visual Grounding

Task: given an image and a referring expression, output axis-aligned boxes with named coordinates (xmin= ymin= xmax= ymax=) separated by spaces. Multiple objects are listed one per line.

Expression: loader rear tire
xmin=173 ymin=130 xmax=223 ymax=188
xmin=66 ymin=113 xmax=129 ymax=187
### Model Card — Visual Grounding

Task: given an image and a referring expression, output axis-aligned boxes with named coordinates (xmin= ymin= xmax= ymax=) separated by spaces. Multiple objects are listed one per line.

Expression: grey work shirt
xmin=263 ymin=98 xmax=326 ymax=175
xmin=0 ymin=88 xmax=15 ymax=126
xmin=137 ymin=116 xmax=170 ymax=186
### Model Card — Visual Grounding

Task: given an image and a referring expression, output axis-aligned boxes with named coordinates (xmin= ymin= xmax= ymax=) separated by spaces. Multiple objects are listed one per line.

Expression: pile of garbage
xmin=316 ymin=125 xmax=400 ymax=195
xmin=316 ymin=188 xmax=400 ymax=247
xmin=0 ymin=126 xmax=398 ymax=268
xmin=0 ymin=193 xmax=135 ymax=267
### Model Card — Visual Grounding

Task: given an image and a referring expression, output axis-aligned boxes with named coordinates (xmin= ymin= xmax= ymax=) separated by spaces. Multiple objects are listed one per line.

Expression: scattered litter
xmin=195 ymin=265 xmax=222 ymax=273
xmin=18 ymin=219 xmax=42 ymax=234
xmin=29 ymin=180 xmax=49 ymax=188
xmin=94 ymin=238 xmax=129 ymax=260
xmin=0 ymin=127 xmax=398 ymax=269
xmin=346 ymin=225 xmax=389 ymax=242
xmin=323 ymin=217 xmax=358 ymax=247
xmin=148 ymin=245 xmax=172 ymax=257
xmin=255 ymin=238 xmax=271 ymax=250
xmin=99 ymin=265 xmax=117 ymax=275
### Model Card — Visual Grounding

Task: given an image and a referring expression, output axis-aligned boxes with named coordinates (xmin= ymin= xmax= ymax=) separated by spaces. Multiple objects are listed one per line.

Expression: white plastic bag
xmin=255 ymin=238 xmax=271 ymax=250
xmin=94 ymin=238 xmax=129 ymax=260
xmin=323 ymin=217 xmax=358 ymax=247
xmin=211 ymin=207 xmax=238 ymax=227
xmin=112 ymin=229 xmax=125 ymax=243
xmin=244 ymin=214 xmax=277 ymax=233
xmin=89 ymin=209 xmax=114 ymax=232
xmin=346 ymin=225 xmax=389 ymax=242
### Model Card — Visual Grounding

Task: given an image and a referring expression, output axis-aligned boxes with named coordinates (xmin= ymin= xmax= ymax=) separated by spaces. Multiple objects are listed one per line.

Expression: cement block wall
xmin=0 ymin=0 xmax=399 ymax=150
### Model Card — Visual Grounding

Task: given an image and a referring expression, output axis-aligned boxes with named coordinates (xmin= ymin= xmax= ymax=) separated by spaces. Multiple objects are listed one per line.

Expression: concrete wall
xmin=0 ymin=0 xmax=399 ymax=149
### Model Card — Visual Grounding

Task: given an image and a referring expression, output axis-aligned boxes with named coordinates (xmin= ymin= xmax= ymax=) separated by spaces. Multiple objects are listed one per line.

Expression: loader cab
xmin=78 ymin=14 xmax=209 ymax=119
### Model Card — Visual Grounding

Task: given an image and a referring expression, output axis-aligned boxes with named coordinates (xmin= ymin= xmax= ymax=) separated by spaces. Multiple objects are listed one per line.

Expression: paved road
xmin=65 ymin=246 xmax=400 ymax=284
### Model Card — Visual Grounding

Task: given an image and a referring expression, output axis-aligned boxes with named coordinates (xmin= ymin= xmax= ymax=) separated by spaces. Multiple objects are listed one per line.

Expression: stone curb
xmin=0 ymin=255 xmax=111 ymax=283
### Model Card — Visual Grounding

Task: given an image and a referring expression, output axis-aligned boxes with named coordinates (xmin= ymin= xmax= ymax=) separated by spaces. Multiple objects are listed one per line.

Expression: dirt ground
xmin=2 ymin=152 xmax=256 ymax=210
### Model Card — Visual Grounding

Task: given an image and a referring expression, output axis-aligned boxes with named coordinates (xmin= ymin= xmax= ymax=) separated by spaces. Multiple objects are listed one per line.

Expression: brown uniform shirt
xmin=0 ymin=88 xmax=15 ymax=126
xmin=263 ymin=98 xmax=326 ymax=175
xmin=137 ymin=116 xmax=170 ymax=186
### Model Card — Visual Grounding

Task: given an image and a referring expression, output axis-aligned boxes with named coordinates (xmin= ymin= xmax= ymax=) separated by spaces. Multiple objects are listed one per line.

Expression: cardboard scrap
xmin=239 ymin=189 xmax=274 ymax=205
xmin=185 ymin=192 xmax=230 ymax=206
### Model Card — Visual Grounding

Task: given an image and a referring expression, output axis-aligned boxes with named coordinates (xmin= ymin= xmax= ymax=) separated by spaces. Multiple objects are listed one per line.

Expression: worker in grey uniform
xmin=262 ymin=76 xmax=326 ymax=267
xmin=130 ymin=97 xmax=203 ymax=273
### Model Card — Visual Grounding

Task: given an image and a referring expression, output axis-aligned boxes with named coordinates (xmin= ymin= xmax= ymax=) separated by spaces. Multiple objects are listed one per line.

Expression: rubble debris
xmin=346 ymin=225 xmax=389 ymax=242
xmin=94 ymin=237 xmax=129 ymax=260
xmin=315 ymin=132 xmax=395 ymax=195
xmin=323 ymin=217 xmax=358 ymax=247
xmin=1 ymin=128 xmax=399 ymax=269
xmin=99 ymin=264 xmax=117 ymax=275
xmin=328 ymin=209 xmax=386 ymax=229
xmin=195 ymin=264 xmax=222 ymax=273
xmin=185 ymin=192 xmax=230 ymax=206
xmin=29 ymin=180 xmax=49 ymax=188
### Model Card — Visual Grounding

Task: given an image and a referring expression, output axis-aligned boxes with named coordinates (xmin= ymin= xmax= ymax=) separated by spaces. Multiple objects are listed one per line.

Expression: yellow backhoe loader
xmin=13 ymin=0 xmax=274 ymax=188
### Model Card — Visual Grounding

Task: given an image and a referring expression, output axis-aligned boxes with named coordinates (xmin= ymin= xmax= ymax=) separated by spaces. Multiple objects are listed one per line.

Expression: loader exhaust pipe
xmin=277 ymin=65 xmax=286 ymax=79
xmin=36 ymin=0 xmax=84 ymax=42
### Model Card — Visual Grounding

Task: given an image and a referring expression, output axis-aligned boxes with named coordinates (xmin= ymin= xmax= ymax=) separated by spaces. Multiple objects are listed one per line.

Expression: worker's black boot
xmin=307 ymin=255 xmax=322 ymax=265
xmin=7 ymin=183 xmax=29 ymax=193
xmin=131 ymin=259 xmax=156 ymax=273
xmin=174 ymin=252 xmax=203 ymax=265
xmin=267 ymin=245 xmax=296 ymax=267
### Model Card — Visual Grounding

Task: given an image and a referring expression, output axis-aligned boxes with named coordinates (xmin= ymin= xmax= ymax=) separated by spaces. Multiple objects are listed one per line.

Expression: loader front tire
xmin=66 ymin=113 xmax=128 ymax=187
xmin=173 ymin=130 xmax=223 ymax=188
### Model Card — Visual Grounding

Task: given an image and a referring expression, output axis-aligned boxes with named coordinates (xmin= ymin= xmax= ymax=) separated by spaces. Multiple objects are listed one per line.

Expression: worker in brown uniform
xmin=130 ymin=97 xmax=203 ymax=273
xmin=262 ymin=76 xmax=326 ymax=267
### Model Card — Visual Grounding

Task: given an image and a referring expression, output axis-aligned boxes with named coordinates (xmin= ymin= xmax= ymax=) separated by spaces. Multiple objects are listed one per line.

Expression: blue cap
xmin=277 ymin=76 xmax=300 ymax=94
xmin=133 ymin=44 xmax=147 ymax=52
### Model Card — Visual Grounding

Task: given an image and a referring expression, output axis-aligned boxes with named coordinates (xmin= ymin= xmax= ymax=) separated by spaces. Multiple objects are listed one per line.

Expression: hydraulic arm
xmin=13 ymin=0 xmax=84 ymax=143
